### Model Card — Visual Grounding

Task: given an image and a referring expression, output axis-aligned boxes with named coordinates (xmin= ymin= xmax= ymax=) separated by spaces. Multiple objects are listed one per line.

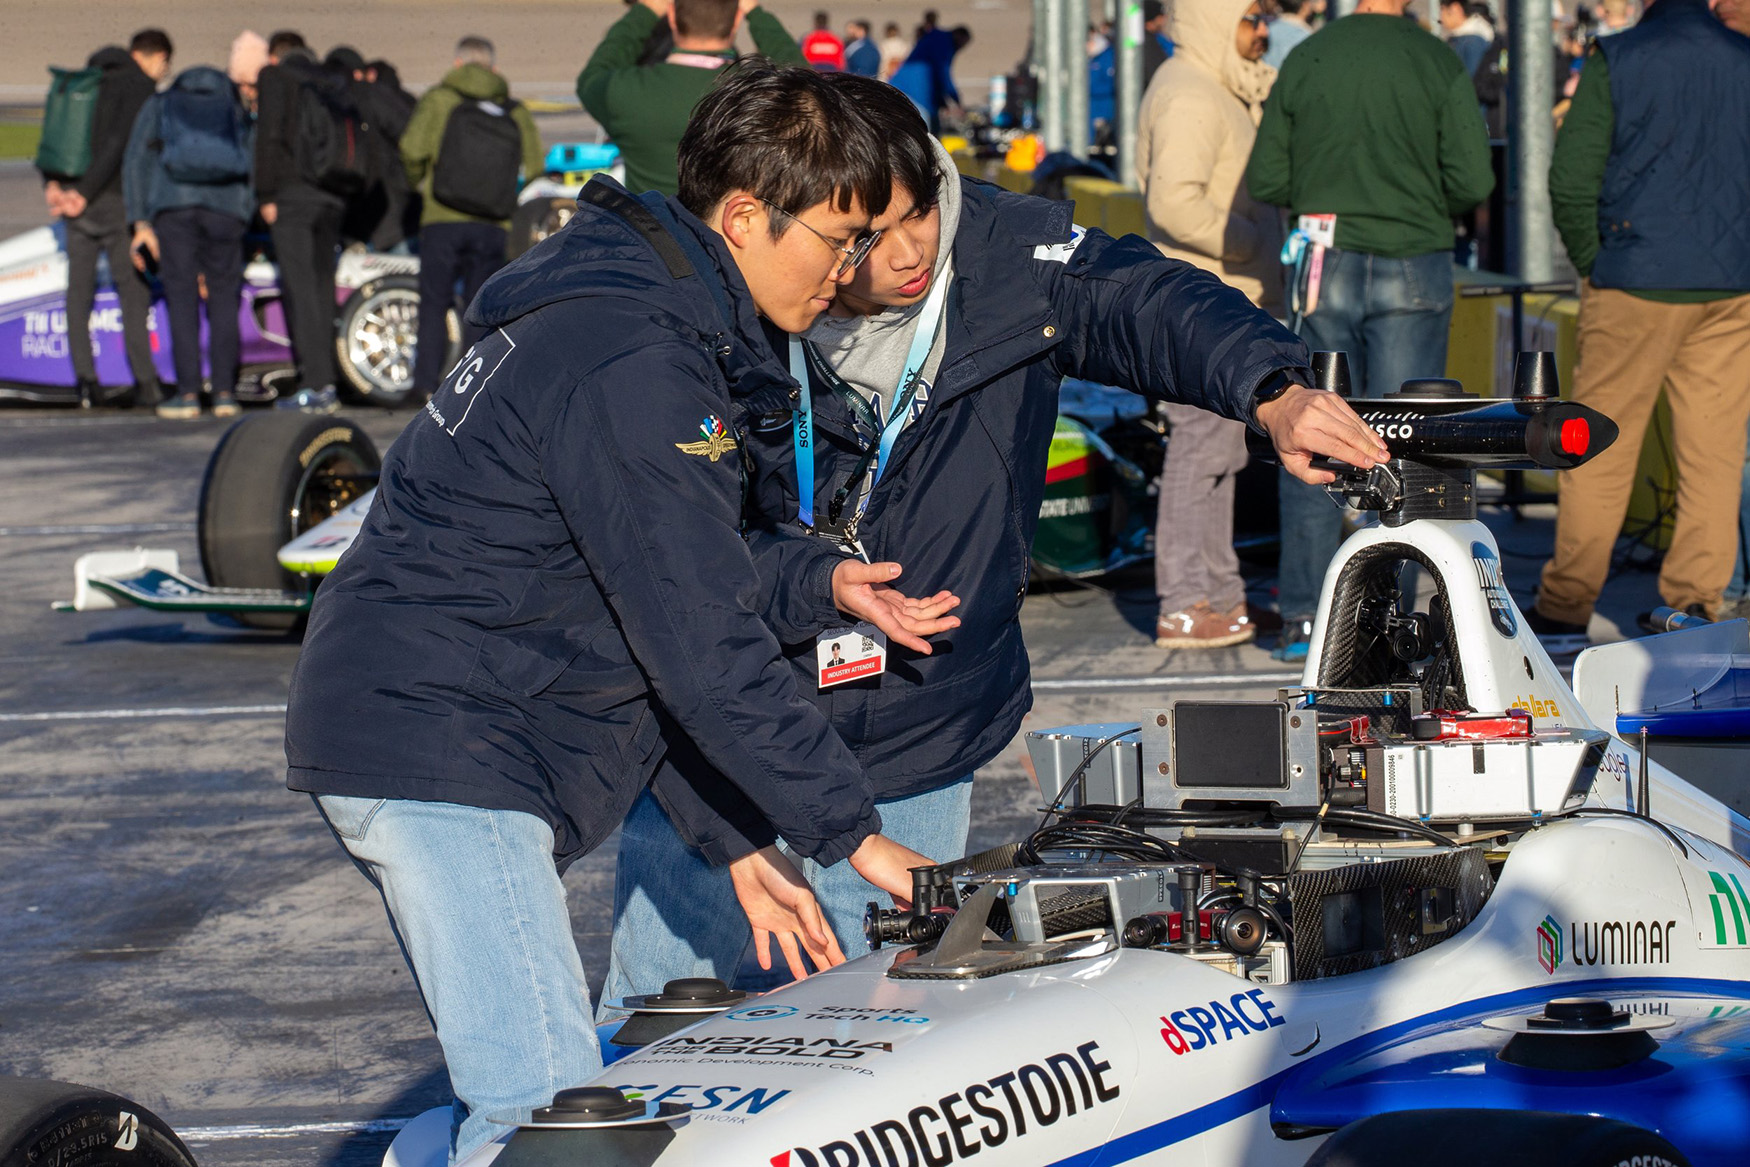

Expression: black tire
xmin=333 ymin=275 xmax=459 ymax=407
xmin=198 ymin=413 xmax=380 ymax=631
xmin=1304 ymin=1109 xmax=1690 ymax=1167
xmin=0 ymin=1077 xmax=197 ymax=1167
xmin=507 ymin=196 xmax=574 ymax=260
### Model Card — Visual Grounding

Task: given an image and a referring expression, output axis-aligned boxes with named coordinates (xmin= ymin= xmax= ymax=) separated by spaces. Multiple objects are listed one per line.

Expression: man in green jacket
xmin=402 ymin=36 xmax=545 ymax=402
xmin=578 ymin=0 xmax=807 ymax=196
xmin=1244 ymin=0 xmax=1493 ymax=662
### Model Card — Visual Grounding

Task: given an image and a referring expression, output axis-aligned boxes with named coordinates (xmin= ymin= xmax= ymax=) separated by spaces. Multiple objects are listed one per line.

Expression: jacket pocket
xmin=465 ymin=629 xmax=590 ymax=699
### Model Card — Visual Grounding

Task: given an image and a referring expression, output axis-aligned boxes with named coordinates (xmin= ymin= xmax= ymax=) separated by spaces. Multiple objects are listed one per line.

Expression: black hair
xmin=326 ymin=45 xmax=366 ymax=74
xmin=267 ymin=30 xmax=308 ymax=57
xmin=130 ymin=28 xmax=173 ymax=57
xmin=678 ymin=59 xmax=893 ymax=230
xmin=821 ymin=71 xmax=942 ymax=210
xmin=674 ymin=0 xmax=740 ymax=40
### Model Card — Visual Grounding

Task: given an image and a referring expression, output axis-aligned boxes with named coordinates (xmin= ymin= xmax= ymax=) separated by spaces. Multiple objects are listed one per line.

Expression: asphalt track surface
xmin=0 ymin=397 xmax=1339 ymax=1166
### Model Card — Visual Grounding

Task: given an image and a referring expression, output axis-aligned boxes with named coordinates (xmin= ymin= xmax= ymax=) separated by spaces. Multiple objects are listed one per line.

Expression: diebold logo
xmin=1158 ymin=988 xmax=1285 ymax=1055
xmin=1471 ymin=541 xmax=1517 ymax=637
xmin=1536 ymin=914 xmax=1563 ymax=974
xmin=651 ymin=1034 xmax=892 ymax=1062
xmin=1707 ymin=871 xmax=1750 ymax=946
xmin=770 ymin=1041 xmax=1120 ymax=1167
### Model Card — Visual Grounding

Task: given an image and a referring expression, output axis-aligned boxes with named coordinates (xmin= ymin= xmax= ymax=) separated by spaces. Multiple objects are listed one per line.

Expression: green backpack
xmin=35 ymin=66 xmax=103 ymax=181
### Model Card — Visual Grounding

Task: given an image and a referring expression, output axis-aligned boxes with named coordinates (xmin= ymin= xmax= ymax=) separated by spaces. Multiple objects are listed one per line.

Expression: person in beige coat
xmin=1137 ymin=0 xmax=1282 ymax=648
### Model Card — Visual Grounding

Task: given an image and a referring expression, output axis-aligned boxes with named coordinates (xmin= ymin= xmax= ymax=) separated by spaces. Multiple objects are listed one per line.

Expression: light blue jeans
xmin=315 ymin=796 xmax=602 ymax=1165
xmin=598 ymin=776 xmax=975 ymax=1014
xmin=1279 ymin=249 xmax=1456 ymax=620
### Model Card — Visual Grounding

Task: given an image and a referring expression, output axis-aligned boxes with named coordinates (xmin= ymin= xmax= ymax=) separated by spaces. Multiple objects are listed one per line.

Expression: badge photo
xmin=816 ymin=624 xmax=886 ymax=689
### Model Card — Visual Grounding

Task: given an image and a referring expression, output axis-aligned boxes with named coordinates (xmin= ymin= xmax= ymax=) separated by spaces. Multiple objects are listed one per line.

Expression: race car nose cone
xmin=1559 ymin=418 xmax=1590 ymax=456
xmin=534 ymin=1088 xmax=645 ymax=1123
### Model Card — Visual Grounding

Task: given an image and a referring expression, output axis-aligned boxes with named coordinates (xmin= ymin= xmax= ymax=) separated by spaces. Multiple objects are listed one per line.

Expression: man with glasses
xmin=603 ymin=73 xmax=1389 ymax=1006
xmin=284 ymin=64 xmax=940 ymax=1166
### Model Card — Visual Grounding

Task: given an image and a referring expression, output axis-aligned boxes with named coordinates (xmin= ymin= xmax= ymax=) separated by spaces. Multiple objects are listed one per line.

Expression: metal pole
xmin=1031 ymin=0 xmax=1049 ymax=131
xmin=1043 ymin=0 xmax=1066 ymax=152
xmin=1116 ymin=0 xmax=1143 ymax=187
xmin=1066 ymin=0 xmax=1091 ymax=159
xmin=1508 ymin=0 xmax=1555 ymax=281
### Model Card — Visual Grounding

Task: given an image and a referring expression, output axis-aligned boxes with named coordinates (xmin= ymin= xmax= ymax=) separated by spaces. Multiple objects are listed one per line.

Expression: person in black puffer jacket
xmin=41 ymin=30 xmax=171 ymax=408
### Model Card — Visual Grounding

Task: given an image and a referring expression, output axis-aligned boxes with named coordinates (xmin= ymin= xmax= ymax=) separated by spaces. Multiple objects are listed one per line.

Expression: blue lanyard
xmin=789 ymin=274 xmax=949 ymax=532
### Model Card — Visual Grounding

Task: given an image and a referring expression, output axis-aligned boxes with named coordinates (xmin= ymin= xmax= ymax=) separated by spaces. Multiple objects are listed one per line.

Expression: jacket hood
xmin=171 ymin=66 xmax=237 ymax=96
xmin=88 ymin=47 xmax=139 ymax=73
xmin=470 ymin=178 xmax=787 ymax=396
xmin=442 ymin=63 xmax=510 ymax=102
xmin=1170 ymin=0 xmax=1277 ymax=114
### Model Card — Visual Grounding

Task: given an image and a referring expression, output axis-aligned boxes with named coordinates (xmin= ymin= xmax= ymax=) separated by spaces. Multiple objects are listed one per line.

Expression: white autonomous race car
xmin=16 ymin=353 xmax=1750 ymax=1167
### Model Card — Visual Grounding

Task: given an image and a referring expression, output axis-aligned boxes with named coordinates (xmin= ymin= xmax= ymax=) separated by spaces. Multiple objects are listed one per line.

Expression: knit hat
xmin=229 ymin=30 xmax=269 ymax=86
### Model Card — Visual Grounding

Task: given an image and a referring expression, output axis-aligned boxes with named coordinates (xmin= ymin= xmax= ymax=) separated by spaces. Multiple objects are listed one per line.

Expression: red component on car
xmin=1414 ymin=709 xmax=1535 ymax=740
xmin=1560 ymin=417 xmax=1590 ymax=456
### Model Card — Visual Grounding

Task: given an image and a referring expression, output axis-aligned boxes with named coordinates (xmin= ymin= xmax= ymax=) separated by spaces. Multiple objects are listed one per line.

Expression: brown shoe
xmin=1156 ymin=601 xmax=1257 ymax=649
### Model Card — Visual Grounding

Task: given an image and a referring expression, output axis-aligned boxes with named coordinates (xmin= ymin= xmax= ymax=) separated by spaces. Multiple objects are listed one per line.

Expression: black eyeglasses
xmin=760 ymin=199 xmax=884 ymax=277
xmin=1241 ymin=12 xmax=1268 ymax=25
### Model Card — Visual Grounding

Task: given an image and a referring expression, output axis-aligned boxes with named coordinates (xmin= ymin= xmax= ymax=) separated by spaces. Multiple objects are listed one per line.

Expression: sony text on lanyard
xmin=788 ymin=273 xmax=950 ymax=555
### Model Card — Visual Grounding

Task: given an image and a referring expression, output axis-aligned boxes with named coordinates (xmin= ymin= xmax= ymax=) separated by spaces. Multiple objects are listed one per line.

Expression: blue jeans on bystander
xmin=314 ymin=795 xmax=602 ymax=1166
xmin=1278 ymin=249 xmax=1457 ymax=623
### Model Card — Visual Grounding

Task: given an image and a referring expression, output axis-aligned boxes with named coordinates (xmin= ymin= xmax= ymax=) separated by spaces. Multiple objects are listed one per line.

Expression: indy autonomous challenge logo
xmin=1471 ymin=541 xmax=1517 ymax=637
xmin=769 ymin=1042 xmax=1120 ymax=1166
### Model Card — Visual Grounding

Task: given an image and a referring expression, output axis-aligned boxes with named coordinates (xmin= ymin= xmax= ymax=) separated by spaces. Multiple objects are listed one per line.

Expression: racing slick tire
xmin=334 ymin=275 xmax=460 ymax=408
xmin=0 ymin=1077 xmax=197 ymax=1167
xmin=198 ymin=413 xmax=380 ymax=631
xmin=508 ymin=196 xmax=574 ymax=260
xmin=1304 ymin=1109 xmax=1690 ymax=1167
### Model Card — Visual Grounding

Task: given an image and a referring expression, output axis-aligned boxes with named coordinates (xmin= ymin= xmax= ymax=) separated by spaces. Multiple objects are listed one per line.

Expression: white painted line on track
xmin=1032 ymin=671 xmax=1301 ymax=692
xmin=0 ymin=521 xmax=195 ymax=536
xmin=0 ymin=704 xmax=287 ymax=723
xmin=176 ymin=1117 xmax=414 ymax=1141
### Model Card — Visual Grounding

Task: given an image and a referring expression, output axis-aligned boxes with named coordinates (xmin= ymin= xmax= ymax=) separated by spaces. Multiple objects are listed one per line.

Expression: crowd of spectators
xmin=40 ymin=27 xmax=541 ymax=417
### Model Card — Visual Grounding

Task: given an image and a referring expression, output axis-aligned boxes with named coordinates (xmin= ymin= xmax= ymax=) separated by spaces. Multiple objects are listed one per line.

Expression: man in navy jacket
xmin=285 ymin=65 xmax=936 ymax=1164
xmin=604 ymin=74 xmax=1388 ymax=1001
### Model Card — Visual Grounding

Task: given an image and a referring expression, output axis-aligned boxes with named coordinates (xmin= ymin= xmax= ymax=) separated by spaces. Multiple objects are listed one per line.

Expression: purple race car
xmin=0 ymin=222 xmax=456 ymax=407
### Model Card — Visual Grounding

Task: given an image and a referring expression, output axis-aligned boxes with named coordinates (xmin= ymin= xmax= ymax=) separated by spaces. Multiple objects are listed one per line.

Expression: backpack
xmin=292 ymin=69 xmax=369 ymax=196
xmin=430 ymin=98 xmax=523 ymax=220
xmin=158 ymin=77 xmax=251 ymax=185
xmin=36 ymin=66 xmax=102 ymax=181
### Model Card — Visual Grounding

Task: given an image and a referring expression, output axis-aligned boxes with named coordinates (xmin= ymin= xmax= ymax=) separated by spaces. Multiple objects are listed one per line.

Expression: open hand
xmin=1257 ymin=384 xmax=1389 ymax=484
xmin=729 ymin=845 xmax=845 ymax=980
xmin=831 ymin=561 xmax=960 ymax=654
xmin=848 ymin=833 xmax=933 ymax=910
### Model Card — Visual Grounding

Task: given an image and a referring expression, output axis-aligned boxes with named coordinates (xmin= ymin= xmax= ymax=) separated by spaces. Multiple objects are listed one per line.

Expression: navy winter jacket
xmin=655 ymin=178 xmax=1309 ymax=856
xmin=123 ymin=68 xmax=256 ymax=227
xmin=285 ymin=178 xmax=880 ymax=871
xmin=1593 ymin=0 xmax=1750 ymax=291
